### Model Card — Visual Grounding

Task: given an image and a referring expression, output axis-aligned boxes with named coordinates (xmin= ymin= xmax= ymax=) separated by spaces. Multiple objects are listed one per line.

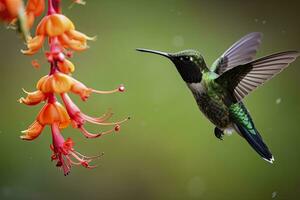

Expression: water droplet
xmin=172 ymin=36 xmax=184 ymax=47
xmin=254 ymin=18 xmax=259 ymax=23
xmin=276 ymin=98 xmax=281 ymax=104
xmin=262 ymin=20 xmax=267 ymax=24
xmin=272 ymin=191 xmax=277 ymax=198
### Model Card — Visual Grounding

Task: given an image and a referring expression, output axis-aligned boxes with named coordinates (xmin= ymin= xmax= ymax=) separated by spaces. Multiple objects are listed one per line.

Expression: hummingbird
xmin=137 ymin=32 xmax=299 ymax=163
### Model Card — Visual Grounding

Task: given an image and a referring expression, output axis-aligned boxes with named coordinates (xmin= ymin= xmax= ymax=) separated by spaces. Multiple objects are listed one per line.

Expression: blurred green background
xmin=1 ymin=0 xmax=300 ymax=199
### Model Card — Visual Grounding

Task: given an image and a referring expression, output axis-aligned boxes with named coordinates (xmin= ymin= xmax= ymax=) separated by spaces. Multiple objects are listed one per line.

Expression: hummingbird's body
xmin=188 ymin=71 xmax=231 ymax=129
xmin=137 ymin=32 xmax=299 ymax=163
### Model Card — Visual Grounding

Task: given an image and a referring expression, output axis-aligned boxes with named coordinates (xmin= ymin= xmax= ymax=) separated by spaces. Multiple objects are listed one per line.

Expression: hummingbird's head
xmin=136 ymin=48 xmax=206 ymax=83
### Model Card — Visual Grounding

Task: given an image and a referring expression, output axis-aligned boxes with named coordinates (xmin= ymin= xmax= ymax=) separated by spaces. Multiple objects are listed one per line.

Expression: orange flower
xmin=37 ymin=14 xmax=74 ymax=36
xmin=0 ymin=0 xmax=22 ymax=22
xmin=37 ymin=71 xmax=124 ymax=100
xmin=22 ymin=13 xmax=95 ymax=55
xmin=50 ymin=125 xmax=103 ymax=176
xmin=59 ymin=29 xmax=95 ymax=51
xmin=70 ymin=78 xmax=92 ymax=101
xmin=19 ymin=89 xmax=46 ymax=105
xmin=37 ymin=72 xmax=73 ymax=94
xmin=25 ymin=0 xmax=45 ymax=28
xmin=37 ymin=101 xmax=70 ymax=128
xmin=71 ymin=79 xmax=125 ymax=101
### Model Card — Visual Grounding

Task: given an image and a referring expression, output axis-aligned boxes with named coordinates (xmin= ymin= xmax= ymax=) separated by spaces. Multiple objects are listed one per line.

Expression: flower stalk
xmin=16 ymin=0 xmax=128 ymax=175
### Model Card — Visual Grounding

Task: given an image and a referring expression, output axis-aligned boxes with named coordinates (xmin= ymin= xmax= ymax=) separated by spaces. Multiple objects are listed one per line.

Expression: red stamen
xmin=92 ymin=108 xmax=114 ymax=122
xmin=79 ymin=125 xmax=115 ymax=138
xmin=81 ymin=114 xmax=130 ymax=126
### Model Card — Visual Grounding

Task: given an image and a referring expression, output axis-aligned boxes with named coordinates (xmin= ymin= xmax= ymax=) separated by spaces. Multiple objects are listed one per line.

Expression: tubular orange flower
xmin=71 ymin=80 xmax=125 ymax=101
xmin=24 ymin=0 xmax=45 ymax=28
xmin=0 ymin=0 xmax=34 ymax=41
xmin=37 ymin=14 xmax=74 ymax=36
xmin=0 ymin=0 xmax=22 ymax=22
xmin=37 ymin=71 xmax=73 ymax=94
xmin=36 ymin=70 xmax=125 ymax=100
xmin=22 ymin=12 xmax=95 ymax=55
xmin=26 ymin=0 xmax=45 ymax=17
xmin=37 ymin=101 xmax=70 ymax=128
xmin=50 ymin=123 xmax=103 ymax=175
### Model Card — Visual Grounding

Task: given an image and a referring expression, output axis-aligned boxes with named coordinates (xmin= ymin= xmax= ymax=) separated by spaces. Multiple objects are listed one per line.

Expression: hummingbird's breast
xmin=188 ymin=82 xmax=231 ymax=129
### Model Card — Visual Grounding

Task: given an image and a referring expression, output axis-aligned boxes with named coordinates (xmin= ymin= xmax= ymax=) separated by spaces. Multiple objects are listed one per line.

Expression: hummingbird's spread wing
xmin=211 ymin=32 xmax=262 ymax=75
xmin=216 ymin=51 xmax=299 ymax=102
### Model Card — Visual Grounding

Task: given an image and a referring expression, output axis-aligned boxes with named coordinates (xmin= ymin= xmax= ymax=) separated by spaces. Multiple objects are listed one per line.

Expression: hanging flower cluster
xmin=1 ymin=0 xmax=128 ymax=175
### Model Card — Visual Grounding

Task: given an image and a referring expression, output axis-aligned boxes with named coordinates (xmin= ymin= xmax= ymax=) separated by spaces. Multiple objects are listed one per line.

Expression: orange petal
xmin=36 ymin=72 xmax=73 ymax=94
xmin=57 ymin=59 xmax=75 ymax=74
xmin=36 ymin=14 xmax=74 ymax=37
xmin=66 ymin=29 xmax=96 ymax=43
xmin=19 ymin=89 xmax=46 ymax=105
xmin=0 ymin=0 xmax=22 ymax=21
xmin=35 ymin=14 xmax=47 ymax=35
xmin=25 ymin=0 xmax=45 ymax=17
xmin=25 ymin=12 xmax=35 ymax=29
xmin=58 ymin=33 xmax=88 ymax=51
xmin=70 ymin=79 xmax=92 ymax=101
xmin=21 ymin=35 xmax=45 ymax=55
xmin=21 ymin=120 xmax=44 ymax=140
xmin=37 ymin=102 xmax=70 ymax=128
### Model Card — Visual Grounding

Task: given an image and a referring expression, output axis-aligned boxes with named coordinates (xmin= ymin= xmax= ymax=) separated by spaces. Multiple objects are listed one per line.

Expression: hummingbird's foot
xmin=214 ymin=127 xmax=224 ymax=140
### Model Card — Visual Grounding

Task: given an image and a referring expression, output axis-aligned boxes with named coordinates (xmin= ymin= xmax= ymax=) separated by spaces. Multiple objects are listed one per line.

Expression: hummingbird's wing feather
xmin=211 ymin=32 xmax=262 ymax=74
xmin=230 ymin=102 xmax=273 ymax=163
xmin=216 ymin=51 xmax=299 ymax=102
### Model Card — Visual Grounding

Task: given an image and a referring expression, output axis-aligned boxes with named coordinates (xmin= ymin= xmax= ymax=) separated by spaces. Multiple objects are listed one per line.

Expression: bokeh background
xmin=1 ymin=0 xmax=300 ymax=199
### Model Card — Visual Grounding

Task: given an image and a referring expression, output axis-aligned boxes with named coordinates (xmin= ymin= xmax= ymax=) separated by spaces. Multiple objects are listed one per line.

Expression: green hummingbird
xmin=137 ymin=32 xmax=299 ymax=163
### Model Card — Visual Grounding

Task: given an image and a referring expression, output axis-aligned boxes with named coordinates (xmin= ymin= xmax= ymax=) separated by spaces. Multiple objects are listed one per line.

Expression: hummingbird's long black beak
xmin=136 ymin=48 xmax=171 ymax=59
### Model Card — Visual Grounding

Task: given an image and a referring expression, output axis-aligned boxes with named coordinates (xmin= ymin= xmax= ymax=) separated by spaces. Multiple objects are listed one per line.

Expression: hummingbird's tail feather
xmin=233 ymin=123 xmax=274 ymax=163
xmin=230 ymin=102 xmax=274 ymax=163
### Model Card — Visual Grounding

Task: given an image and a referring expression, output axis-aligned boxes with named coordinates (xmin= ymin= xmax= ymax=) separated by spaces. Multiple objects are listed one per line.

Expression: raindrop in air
xmin=276 ymin=98 xmax=282 ymax=104
xmin=172 ymin=36 xmax=184 ymax=47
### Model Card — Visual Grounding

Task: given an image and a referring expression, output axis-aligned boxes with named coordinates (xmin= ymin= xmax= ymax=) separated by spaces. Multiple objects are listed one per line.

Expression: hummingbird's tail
xmin=234 ymin=123 xmax=274 ymax=163
xmin=230 ymin=102 xmax=274 ymax=163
